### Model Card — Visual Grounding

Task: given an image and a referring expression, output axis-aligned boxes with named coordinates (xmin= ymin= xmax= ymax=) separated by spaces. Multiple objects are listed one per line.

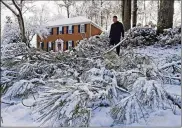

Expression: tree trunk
xmin=157 ymin=0 xmax=160 ymax=10
xmin=132 ymin=0 xmax=137 ymax=27
xmin=18 ymin=13 xmax=27 ymax=44
xmin=105 ymin=13 xmax=108 ymax=30
xmin=157 ymin=0 xmax=174 ymax=34
xmin=143 ymin=0 xmax=146 ymax=25
xmin=100 ymin=0 xmax=103 ymax=27
xmin=123 ymin=0 xmax=131 ymax=31
xmin=121 ymin=0 xmax=125 ymax=23
xmin=67 ymin=7 xmax=70 ymax=18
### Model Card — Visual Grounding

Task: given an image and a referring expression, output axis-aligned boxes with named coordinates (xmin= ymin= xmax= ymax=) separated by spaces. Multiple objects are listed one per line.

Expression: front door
xmin=58 ymin=43 xmax=62 ymax=51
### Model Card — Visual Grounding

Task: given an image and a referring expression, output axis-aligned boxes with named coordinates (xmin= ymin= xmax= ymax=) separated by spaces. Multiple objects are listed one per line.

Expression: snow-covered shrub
xmin=1 ymin=16 xmax=20 ymax=45
xmin=157 ymin=27 xmax=181 ymax=46
xmin=1 ymin=42 xmax=28 ymax=60
xmin=122 ymin=27 xmax=157 ymax=47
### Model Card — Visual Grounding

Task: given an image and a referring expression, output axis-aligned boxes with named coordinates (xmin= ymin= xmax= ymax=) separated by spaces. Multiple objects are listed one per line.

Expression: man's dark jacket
xmin=109 ymin=21 xmax=124 ymax=44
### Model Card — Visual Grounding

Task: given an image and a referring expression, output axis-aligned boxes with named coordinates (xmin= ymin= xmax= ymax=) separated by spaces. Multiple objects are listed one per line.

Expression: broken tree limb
xmin=166 ymin=92 xmax=181 ymax=109
xmin=104 ymin=38 xmax=127 ymax=54
xmin=159 ymin=61 xmax=181 ymax=70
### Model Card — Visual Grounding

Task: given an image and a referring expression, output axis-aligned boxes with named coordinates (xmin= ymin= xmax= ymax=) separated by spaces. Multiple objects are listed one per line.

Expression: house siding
xmin=37 ymin=23 xmax=102 ymax=52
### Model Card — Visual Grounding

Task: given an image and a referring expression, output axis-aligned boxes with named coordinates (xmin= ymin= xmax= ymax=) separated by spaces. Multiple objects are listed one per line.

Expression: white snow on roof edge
xmin=46 ymin=16 xmax=104 ymax=31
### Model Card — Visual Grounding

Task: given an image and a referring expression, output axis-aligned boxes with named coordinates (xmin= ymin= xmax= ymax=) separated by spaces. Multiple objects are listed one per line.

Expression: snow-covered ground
xmin=1 ymin=44 xmax=181 ymax=127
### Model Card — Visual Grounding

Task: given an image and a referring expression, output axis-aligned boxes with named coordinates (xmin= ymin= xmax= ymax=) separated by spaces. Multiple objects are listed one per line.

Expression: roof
xmin=46 ymin=16 xmax=103 ymax=31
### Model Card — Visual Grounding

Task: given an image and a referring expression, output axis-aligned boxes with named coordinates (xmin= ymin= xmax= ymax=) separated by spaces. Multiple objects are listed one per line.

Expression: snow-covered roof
xmin=46 ymin=16 xmax=103 ymax=31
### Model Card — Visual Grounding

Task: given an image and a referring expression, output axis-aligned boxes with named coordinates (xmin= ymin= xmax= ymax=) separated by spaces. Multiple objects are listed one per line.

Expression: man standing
xmin=109 ymin=16 xmax=124 ymax=56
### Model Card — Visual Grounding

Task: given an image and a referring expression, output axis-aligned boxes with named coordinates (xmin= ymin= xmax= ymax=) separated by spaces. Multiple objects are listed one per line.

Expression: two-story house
xmin=37 ymin=16 xmax=103 ymax=52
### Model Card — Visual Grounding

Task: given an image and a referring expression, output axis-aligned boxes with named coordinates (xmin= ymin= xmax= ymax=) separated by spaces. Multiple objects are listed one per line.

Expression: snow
xmin=46 ymin=16 xmax=103 ymax=30
xmin=90 ymin=107 xmax=113 ymax=127
xmin=1 ymin=99 xmax=39 ymax=127
xmin=1 ymin=35 xmax=181 ymax=127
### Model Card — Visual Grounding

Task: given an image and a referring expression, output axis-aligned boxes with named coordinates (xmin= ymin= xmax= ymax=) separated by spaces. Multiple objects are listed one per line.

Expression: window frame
xmin=68 ymin=40 xmax=72 ymax=48
xmin=68 ymin=25 xmax=73 ymax=34
xmin=80 ymin=24 xmax=85 ymax=33
xmin=59 ymin=26 xmax=63 ymax=34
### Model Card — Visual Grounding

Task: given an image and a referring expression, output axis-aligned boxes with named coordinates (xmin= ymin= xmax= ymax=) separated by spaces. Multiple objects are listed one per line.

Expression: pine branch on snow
xmin=111 ymin=77 xmax=177 ymax=125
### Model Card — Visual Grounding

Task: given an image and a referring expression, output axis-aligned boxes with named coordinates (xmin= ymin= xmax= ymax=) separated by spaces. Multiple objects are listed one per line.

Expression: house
xmin=37 ymin=16 xmax=103 ymax=52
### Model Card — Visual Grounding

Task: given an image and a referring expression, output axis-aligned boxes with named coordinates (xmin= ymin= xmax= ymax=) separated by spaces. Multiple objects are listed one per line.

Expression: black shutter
xmin=41 ymin=42 xmax=44 ymax=50
xmin=47 ymin=42 xmax=49 ymax=52
xmin=72 ymin=41 xmax=74 ymax=47
xmin=72 ymin=25 xmax=74 ymax=33
xmin=57 ymin=27 xmax=59 ymax=35
xmin=85 ymin=24 xmax=87 ymax=33
xmin=51 ymin=42 xmax=54 ymax=50
xmin=62 ymin=27 xmax=64 ymax=34
xmin=66 ymin=41 xmax=68 ymax=50
xmin=51 ymin=28 xmax=53 ymax=35
xmin=66 ymin=26 xmax=68 ymax=34
xmin=78 ymin=25 xmax=80 ymax=33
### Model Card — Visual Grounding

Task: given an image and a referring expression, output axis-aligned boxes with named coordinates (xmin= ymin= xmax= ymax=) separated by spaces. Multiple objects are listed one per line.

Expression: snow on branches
xmin=121 ymin=26 xmax=181 ymax=47
xmin=1 ymin=31 xmax=181 ymax=127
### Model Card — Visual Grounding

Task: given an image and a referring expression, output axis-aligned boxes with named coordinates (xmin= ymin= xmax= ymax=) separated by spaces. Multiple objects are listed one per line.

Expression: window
xmin=58 ymin=26 xmax=64 ymax=34
xmin=49 ymin=28 xmax=53 ymax=35
xmin=40 ymin=42 xmax=44 ymax=50
xmin=68 ymin=25 xmax=72 ymax=34
xmin=66 ymin=40 xmax=74 ymax=50
xmin=80 ymin=24 xmax=85 ymax=33
xmin=48 ymin=42 xmax=52 ymax=49
xmin=68 ymin=40 xmax=72 ymax=48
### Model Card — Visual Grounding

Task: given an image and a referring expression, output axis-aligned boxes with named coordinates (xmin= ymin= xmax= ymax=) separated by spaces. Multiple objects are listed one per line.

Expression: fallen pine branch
xmin=104 ymin=38 xmax=127 ymax=54
xmin=166 ymin=93 xmax=181 ymax=109
xmin=159 ymin=61 xmax=181 ymax=70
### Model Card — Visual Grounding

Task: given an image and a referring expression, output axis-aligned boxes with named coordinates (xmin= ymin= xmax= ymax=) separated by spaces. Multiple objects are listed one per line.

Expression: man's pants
xmin=110 ymin=39 xmax=120 ymax=55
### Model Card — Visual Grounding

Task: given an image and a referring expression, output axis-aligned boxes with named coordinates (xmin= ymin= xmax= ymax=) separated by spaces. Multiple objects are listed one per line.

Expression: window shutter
xmin=66 ymin=26 xmax=68 ymax=34
xmin=66 ymin=41 xmax=68 ymax=50
xmin=42 ymin=42 xmax=44 ymax=50
xmin=72 ymin=25 xmax=74 ymax=33
xmin=62 ymin=27 xmax=64 ymax=34
xmin=47 ymin=42 xmax=49 ymax=52
xmin=72 ymin=40 xmax=75 ymax=48
xmin=57 ymin=27 xmax=59 ymax=35
xmin=51 ymin=28 xmax=53 ymax=35
xmin=78 ymin=25 xmax=80 ymax=33
xmin=51 ymin=42 xmax=54 ymax=50
xmin=85 ymin=24 xmax=87 ymax=33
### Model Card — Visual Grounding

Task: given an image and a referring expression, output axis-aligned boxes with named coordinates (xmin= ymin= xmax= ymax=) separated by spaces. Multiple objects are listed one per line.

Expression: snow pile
xmin=157 ymin=27 xmax=181 ymax=46
xmin=1 ymin=32 xmax=181 ymax=127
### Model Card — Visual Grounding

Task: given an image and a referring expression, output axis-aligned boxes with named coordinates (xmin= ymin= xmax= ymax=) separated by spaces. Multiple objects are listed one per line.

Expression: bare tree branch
xmin=1 ymin=0 xmax=18 ymax=16
xmin=12 ymin=0 xmax=22 ymax=14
